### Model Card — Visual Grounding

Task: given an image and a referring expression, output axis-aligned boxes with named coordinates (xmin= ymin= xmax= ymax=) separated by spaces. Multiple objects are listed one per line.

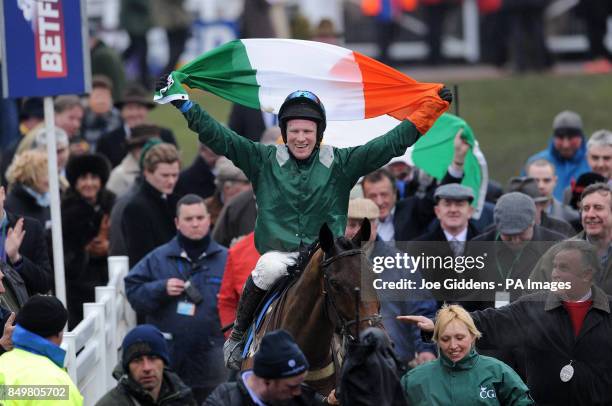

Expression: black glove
xmin=438 ymin=86 xmax=453 ymax=103
xmin=155 ymin=73 xmax=186 ymax=109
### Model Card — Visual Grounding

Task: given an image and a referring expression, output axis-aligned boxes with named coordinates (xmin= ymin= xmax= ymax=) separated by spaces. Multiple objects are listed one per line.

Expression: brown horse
xmin=241 ymin=220 xmax=382 ymax=395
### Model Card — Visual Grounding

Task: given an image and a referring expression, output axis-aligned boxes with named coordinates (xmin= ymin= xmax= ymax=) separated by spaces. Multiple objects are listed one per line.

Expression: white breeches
xmin=251 ymin=251 xmax=299 ymax=290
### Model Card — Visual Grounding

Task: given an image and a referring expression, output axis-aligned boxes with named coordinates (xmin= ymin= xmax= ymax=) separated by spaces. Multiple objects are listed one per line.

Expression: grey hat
xmin=348 ymin=198 xmax=380 ymax=220
xmin=553 ymin=110 xmax=583 ymax=132
xmin=494 ymin=192 xmax=536 ymax=235
xmin=434 ymin=183 xmax=474 ymax=203
xmin=506 ymin=177 xmax=550 ymax=203
xmin=32 ymin=126 xmax=69 ymax=148
xmin=215 ymin=158 xmax=248 ymax=184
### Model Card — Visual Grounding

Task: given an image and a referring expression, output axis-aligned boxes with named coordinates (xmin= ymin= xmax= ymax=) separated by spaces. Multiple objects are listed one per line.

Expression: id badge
xmin=177 ymin=301 xmax=196 ymax=316
xmin=494 ymin=291 xmax=510 ymax=308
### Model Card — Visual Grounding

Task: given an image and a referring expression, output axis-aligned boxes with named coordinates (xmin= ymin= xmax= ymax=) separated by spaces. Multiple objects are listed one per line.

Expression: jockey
xmin=157 ymin=79 xmax=452 ymax=369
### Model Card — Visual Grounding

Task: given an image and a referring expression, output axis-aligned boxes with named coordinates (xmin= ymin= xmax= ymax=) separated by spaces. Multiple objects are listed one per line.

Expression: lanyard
xmin=494 ymin=233 xmax=526 ymax=283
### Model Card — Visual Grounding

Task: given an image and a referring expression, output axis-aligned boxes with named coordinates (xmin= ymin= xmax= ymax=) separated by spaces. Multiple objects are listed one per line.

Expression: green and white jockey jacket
xmin=184 ymin=104 xmax=421 ymax=254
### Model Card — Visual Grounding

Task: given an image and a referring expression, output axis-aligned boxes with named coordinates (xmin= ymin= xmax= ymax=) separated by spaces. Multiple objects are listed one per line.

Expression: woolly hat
xmin=253 ymin=330 xmax=309 ymax=379
xmin=65 ymin=153 xmax=111 ymax=187
xmin=553 ymin=110 xmax=583 ymax=136
xmin=122 ymin=325 xmax=170 ymax=369
xmin=16 ymin=295 xmax=68 ymax=338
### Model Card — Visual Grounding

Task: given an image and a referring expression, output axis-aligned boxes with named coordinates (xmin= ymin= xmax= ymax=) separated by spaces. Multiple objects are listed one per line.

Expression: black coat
xmin=174 ymin=155 xmax=216 ymax=199
xmin=468 ymin=225 xmax=565 ymax=306
xmin=541 ymin=211 xmax=575 ymax=237
xmin=3 ymin=211 xmax=52 ymax=295
xmin=121 ymin=181 xmax=178 ymax=267
xmin=204 ymin=373 xmax=325 ymax=406
xmin=62 ymin=188 xmax=115 ymax=327
xmin=212 ymin=190 xmax=257 ymax=247
xmin=411 ymin=222 xmax=482 ymax=304
xmin=393 ymin=171 xmax=462 ymax=242
xmin=415 ymin=221 xmax=481 ymax=244
xmin=0 ymin=261 xmax=30 ymax=312
xmin=227 ymin=104 xmax=266 ymax=142
xmin=97 ymin=126 xmax=177 ymax=168
xmin=95 ymin=365 xmax=197 ymax=406
xmin=4 ymin=184 xmax=50 ymax=228
xmin=472 ymin=287 xmax=612 ymax=406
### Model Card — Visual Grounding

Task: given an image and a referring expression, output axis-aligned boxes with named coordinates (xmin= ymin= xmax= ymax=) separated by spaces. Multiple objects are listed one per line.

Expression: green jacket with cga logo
xmin=401 ymin=349 xmax=534 ymax=405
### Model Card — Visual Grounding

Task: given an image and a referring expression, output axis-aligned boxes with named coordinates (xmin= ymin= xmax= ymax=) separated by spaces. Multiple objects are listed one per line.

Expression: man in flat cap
xmin=0 ymin=295 xmax=83 ymax=405
xmin=507 ymin=176 xmax=575 ymax=237
xmin=205 ymin=329 xmax=336 ymax=405
xmin=471 ymin=192 xmax=564 ymax=309
xmin=416 ymin=183 xmax=481 ymax=254
xmin=408 ymin=184 xmax=481 ymax=308
xmin=96 ymin=324 xmax=197 ymax=406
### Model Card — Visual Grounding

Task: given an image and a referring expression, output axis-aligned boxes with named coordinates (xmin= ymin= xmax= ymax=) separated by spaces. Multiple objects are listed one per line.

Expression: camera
xmin=183 ymin=280 xmax=203 ymax=304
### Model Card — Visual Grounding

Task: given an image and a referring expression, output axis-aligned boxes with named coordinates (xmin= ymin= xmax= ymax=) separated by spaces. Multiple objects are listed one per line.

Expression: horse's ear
xmin=351 ymin=218 xmax=371 ymax=246
xmin=319 ymin=222 xmax=335 ymax=254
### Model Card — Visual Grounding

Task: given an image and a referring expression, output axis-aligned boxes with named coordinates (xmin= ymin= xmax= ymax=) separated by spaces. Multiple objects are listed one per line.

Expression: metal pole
xmin=44 ymin=96 xmax=66 ymax=305
xmin=354 ymin=287 xmax=360 ymax=343
xmin=453 ymin=84 xmax=460 ymax=117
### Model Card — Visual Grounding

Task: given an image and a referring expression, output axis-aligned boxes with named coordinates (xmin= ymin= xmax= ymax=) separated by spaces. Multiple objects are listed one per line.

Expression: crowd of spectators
xmin=1 ymin=2 xmax=611 ymax=404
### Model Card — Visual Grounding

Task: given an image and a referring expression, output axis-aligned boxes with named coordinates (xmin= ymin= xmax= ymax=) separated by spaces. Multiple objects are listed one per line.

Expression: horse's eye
xmin=329 ymin=279 xmax=341 ymax=290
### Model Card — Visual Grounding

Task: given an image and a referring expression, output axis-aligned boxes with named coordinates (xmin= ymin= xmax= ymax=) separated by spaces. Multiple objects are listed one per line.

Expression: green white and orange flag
xmin=153 ymin=38 xmax=447 ymax=127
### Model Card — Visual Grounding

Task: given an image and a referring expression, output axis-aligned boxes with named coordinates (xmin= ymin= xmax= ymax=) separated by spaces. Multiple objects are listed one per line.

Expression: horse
xmin=241 ymin=219 xmax=382 ymax=395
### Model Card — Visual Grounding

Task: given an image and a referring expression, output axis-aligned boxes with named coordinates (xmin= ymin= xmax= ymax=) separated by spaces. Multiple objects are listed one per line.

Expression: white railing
xmin=61 ymin=256 xmax=136 ymax=406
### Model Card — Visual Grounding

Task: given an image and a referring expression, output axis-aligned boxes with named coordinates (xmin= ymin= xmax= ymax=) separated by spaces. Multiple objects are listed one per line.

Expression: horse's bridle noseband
xmin=321 ymin=248 xmax=383 ymax=341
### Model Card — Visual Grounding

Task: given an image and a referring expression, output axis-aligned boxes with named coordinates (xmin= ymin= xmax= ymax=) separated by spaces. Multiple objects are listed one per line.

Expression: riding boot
xmin=223 ymin=275 xmax=267 ymax=370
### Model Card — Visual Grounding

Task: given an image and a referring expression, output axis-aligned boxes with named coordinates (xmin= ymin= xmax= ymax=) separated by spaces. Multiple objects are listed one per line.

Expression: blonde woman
xmin=4 ymin=150 xmax=50 ymax=228
xmin=400 ymin=305 xmax=533 ymax=405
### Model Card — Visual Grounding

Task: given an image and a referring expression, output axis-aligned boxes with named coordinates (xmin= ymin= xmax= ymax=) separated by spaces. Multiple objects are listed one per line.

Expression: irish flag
xmin=154 ymin=39 xmax=447 ymax=131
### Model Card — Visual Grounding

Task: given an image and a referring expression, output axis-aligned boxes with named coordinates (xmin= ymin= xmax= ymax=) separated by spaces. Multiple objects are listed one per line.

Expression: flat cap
xmin=348 ymin=198 xmax=380 ymax=220
xmin=506 ymin=176 xmax=550 ymax=203
xmin=494 ymin=192 xmax=536 ymax=235
xmin=434 ymin=183 xmax=474 ymax=203
xmin=216 ymin=158 xmax=248 ymax=184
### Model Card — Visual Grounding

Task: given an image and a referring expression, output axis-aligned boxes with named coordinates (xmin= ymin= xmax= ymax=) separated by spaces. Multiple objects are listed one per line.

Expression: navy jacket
xmin=125 ymin=236 xmax=228 ymax=389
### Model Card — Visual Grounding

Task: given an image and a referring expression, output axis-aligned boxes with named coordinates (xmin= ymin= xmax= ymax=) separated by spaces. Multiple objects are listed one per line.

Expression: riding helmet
xmin=278 ymin=90 xmax=326 ymax=144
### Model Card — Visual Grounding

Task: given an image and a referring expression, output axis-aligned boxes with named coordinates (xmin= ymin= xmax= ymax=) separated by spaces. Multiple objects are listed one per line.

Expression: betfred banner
xmin=0 ymin=0 xmax=90 ymax=98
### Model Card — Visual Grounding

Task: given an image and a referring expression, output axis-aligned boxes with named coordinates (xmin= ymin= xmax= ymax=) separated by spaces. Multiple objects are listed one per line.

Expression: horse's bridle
xmin=320 ymin=248 xmax=382 ymax=341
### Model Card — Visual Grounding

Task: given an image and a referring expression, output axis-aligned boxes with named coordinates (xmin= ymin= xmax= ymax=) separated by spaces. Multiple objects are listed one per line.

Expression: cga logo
xmin=479 ymin=386 xmax=496 ymax=399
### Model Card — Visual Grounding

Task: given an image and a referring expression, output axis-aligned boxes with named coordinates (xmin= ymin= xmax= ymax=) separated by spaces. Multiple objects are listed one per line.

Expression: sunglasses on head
xmin=285 ymin=90 xmax=322 ymax=106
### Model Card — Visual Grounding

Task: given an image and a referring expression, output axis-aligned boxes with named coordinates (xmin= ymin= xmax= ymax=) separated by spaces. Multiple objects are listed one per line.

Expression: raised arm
xmin=339 ymin=87 xmax=452 ymax=183
xmin=155 ymin=76 xmax=270 ymax=181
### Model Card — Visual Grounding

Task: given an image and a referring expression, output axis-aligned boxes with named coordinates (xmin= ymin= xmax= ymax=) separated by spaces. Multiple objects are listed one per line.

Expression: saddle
xmin=241 ymin=241 xmax=320 ymax=357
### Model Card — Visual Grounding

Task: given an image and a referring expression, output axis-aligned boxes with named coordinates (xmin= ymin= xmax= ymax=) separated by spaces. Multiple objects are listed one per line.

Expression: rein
xmin=320 ymin=248 xmax=382 ymax=341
